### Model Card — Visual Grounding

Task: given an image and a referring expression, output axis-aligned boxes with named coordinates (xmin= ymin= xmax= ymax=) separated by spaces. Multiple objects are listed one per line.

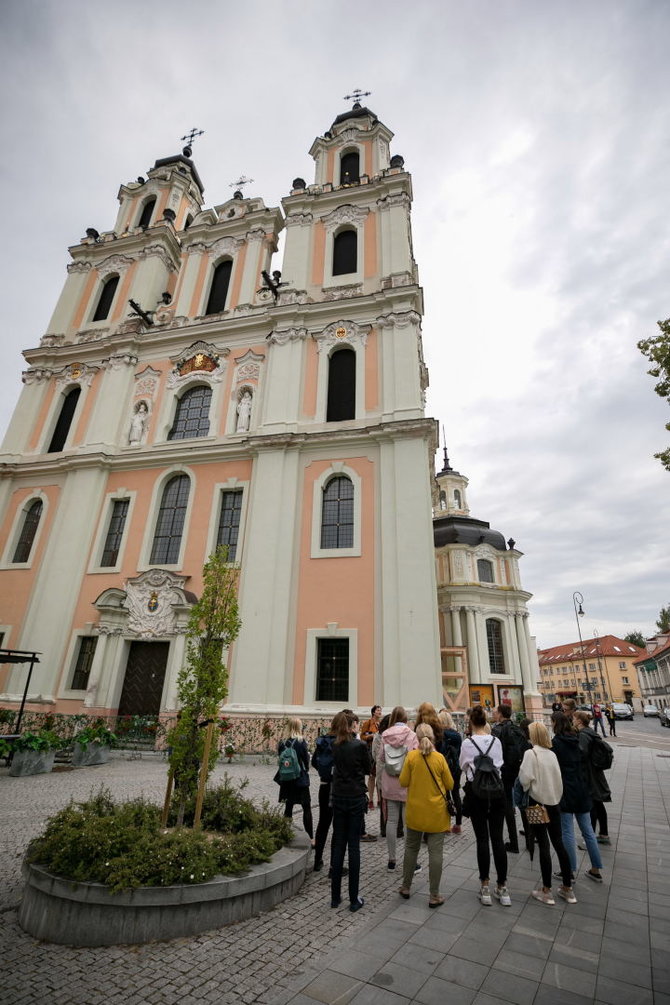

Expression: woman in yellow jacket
xmin=398 ymin=723 xmax=454 ymax=907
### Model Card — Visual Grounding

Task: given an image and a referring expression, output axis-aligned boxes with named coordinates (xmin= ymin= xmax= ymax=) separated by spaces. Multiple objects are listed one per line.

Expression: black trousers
xmin=590 ymin=799 xmax=608 ymax=837
xmin=451 ymin=771 xmax=463 ymax=826
xmin=313 ymin=782 xmax=332 ymax=865
xmin=533 ymin=803 xmax=572 ymax=888
xmin=502 ymin=777 xmax=519 ymax=852
xmin=284 ymin=785 xmax=313 ymax=839
xmin=468 ymin=788 xmax=507 ymax=886
xmin=331 ymin=794 xmax=366 ymax=905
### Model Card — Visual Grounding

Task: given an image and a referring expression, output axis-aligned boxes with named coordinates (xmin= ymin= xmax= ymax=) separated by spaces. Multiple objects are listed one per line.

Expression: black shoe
xmin=331 ymin=897 xmax=342 ymax=908
xmin=387 ymin=861 xmax=396 ymax=870
xmin=350 ymin=897 xmax=365 ymax=913
xmin=504 ymin=843 xmax=519 ymax=853
xmin=313 ymin=860 xmax=323 ymax=872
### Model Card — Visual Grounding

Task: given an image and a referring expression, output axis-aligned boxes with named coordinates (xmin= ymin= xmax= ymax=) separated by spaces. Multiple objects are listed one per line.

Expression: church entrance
xmin=118 ymin=641 xmax=170 ymax=716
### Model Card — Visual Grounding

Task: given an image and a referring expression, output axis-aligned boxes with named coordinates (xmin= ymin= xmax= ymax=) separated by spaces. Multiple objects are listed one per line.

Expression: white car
xmin=643 ymin=704 xmax=659 ymax=717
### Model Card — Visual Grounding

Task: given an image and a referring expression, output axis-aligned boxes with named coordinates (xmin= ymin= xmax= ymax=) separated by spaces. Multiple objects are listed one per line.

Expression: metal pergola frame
xmin=0 ymin=649 xmax=42 ymax=734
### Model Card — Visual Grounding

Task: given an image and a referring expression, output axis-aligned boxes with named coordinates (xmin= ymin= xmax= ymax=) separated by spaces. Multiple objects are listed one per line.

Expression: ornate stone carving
xmin=284 ymin=212 xmax=313 ymax=228
xmin=67 ymin=261 xmax=92 ymax=274
xmin=321 ymin=204 xmax=369 ymax=233
xmin=245 ymin=227 xmax=266 ymax=242
xmin=124 ymin=569 xmax=191 ymax=638
xmin=375 ymin=311 xmax=422 ymax=330
xmin=135 ymin=366 xmax=161 ymax=398
xmin=235 ymin=388 xmax=253 ymax=432
xmin=381 ymin=272 xmax=414 ymax=289
xmin=234 ymin=349 xmax=264 ymax=385
xmin=153 ymin=304 xmax=175 ymax=325
xmin=96 ymin=254 xmax=135 ymax=278
xmin=138 ymin=244 xmax=177 ymax=272
xmin=209 ymin=235 xmax=244 ymax=259
xmin=276 ymin=289 xmax=309 ymax=306
xmin=166 ymin=315 xmax=191 ymax=328
xmin=128 ymin=400 xmax=149 ymax=445
xmin=184 ymin=241 xmax=208 ymax=256
xmin=76 ymin=326 xmax=109 ymax=342
xmin=166 ymin=341 xmax=229 ymax=388
xmin=268 ymin=327 xmax=308 ymax=346
xmin=313 ymin=319 xmax=370 ymax=353
xmin=40 ymin=334 xmax=65 ymax=348
xmin=338 ymin=126 xmax=363 ymax=141
xmin=54 ymin=362 xmax=99 ymax=387
xmin=376 ymin=193 xmax=411 ymax=212
xmin=321 ymin=284 xmax=362 ymax=301
xmin=102 ymin=353 xmax=138 ymax=371
xmin=22 ymin=368 xmax=53 ymax=385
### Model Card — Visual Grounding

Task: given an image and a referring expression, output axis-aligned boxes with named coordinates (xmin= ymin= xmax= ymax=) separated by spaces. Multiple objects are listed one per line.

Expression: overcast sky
xmin=1 ymin=0 xmax=668 ymax=648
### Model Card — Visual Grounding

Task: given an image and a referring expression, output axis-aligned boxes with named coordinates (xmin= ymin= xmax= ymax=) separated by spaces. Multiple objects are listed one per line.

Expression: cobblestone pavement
xmin=1 ymin=743 xmax=669 ymax=1005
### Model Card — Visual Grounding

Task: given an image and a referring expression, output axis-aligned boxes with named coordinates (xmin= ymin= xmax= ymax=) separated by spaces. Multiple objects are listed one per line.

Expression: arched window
xmin=326 ymin=348 xmax=356 ymax=422
xmin=340 ymin=151 xmax=360 ymax=185
xmin=184 ymin=214 xmax=193 ymax=230
xmin=137 ymin=197 xmax=156 ymax=229
xmin=454 ymin=489 xmax=462 ymax=508
xmin=320 ymin=476 xmax=354 ymax=549
xmin=477 ymin=559 xmax=494 ymax=583
xmin=92 ymin=274 xmax=119 ymax=322
xmin=486 ymin=619 xmax=506 ymax=674
xmin=332 ymin=229 xmax=357 ymax=276
xmin=150 ymin=474 xmax=190 ymax=564
xmin=47 ymin=386 xmax=81 ymax=452
xmin=168 ymin=385 xmax=212 ymax=440
xmin=12 ymin=499 xmax=43 ymax=563
xmin=205 ymin=259 xmax=233 ymax=314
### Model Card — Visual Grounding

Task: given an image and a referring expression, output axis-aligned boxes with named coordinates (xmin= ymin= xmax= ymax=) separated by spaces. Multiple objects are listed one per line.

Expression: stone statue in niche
xmin=235 ymin=389 xmax=253 ymax=432
xmin=128 ymin=400 xmax=149 ymax=444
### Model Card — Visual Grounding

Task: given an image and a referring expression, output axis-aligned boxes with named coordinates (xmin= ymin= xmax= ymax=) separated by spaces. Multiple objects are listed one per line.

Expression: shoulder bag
xmin=423 ymin=753 xmax=456 ymax=817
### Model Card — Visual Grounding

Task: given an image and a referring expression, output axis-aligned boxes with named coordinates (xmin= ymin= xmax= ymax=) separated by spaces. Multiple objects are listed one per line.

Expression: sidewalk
xmin=1 ymin=744 xmax=668 ymax=1005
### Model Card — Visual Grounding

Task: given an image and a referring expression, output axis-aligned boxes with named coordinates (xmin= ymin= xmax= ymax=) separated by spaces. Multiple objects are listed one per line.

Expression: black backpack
xmin=470 ymin=737 xmax=504 ymax=801
xmin=590 ymin=734 xmax=614 ymax=771
xmin=499 ymin=721 xmax=528 ymax=770
xmin=441 ymin=739 xmax=460 ymax=779
xmin=312 ymin=735 xmax=335 ymax=783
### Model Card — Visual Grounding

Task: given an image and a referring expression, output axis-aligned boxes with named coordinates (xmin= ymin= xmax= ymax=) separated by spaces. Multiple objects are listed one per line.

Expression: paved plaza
xmin=1 ymin=734 xmax=669 ymax=1005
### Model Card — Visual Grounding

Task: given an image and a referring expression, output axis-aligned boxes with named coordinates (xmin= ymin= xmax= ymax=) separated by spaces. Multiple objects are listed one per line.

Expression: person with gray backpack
xmin=459 ymin=705 xmax=510 ymax=906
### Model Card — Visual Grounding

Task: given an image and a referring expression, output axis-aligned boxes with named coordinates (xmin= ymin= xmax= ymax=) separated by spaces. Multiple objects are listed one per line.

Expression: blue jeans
xmin=593 ymin=716 xmax=606 ymax=737
xmin=561 ymin=811 xmax=603 ymax=872
xmin=331 ymin=794 xmax=366 ymax=904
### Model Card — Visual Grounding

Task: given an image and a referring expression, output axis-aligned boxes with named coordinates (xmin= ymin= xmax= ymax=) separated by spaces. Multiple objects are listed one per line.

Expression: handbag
xmin=423 ymin=753 xmax=456 ymax=817
xmin=524 ymin=803 xmax=550 ymax=825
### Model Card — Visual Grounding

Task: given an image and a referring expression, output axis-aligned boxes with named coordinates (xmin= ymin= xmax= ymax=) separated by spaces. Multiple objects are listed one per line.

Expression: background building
xmin=634 ymin=634 xmax=670 ymax=711
xmin=537 ymin=635 xmax=645 ymax=707
xmin=0 ymin=103 xmax=443 ymax=721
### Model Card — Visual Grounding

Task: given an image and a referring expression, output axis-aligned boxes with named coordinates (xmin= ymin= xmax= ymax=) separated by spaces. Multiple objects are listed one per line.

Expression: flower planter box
xmin=71 ymin=743 xmax=111 ymax=768
xmin=9 ymin=749 xmax=56 ymax=777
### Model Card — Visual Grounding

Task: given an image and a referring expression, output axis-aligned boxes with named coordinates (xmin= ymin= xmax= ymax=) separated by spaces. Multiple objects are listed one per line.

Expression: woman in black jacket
xmin=574 ymin=710 xmax=612 ymax=844
xmin=275 ymin=716 xmax=313 ymax=843
xmin=551 ymin=712 xmax=603 ymax=883
xmin=330 ymin=710 xmax=371 ymax=913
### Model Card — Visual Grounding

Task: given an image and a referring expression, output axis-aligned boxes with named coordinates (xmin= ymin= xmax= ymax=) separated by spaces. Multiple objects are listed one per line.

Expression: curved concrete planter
xmin=9 ymin=749 xmax=55 ymax=777
xmin=19 ymin=833 xmax=309 ymax=946
xmin=71 ymin=743 xmax=111 ymax=767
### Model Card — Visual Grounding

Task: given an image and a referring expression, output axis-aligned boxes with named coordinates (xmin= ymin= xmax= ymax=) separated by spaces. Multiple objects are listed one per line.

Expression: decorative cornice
xmin=96 ymin=254 xmax=135 ymax=278
xmin=54 ymin=361 xmax=99 ymax=387
xmin=322 ymin=284 xmax=362 ymax=302
xmin=245 ymin=227 xmax=267 ymax=242
xmin=166 ymin=340 xmax=229 ymax=388
xmin=67 ymin=261 xmax=92 ymax=274
xmin=276 ymin=289 xmax=309 ymax=306
xmin=138 ymin=244 xmax=177 ymax=272
xmin=102 ymin=353 xmax=138 ymax=371
xmin=284 ymin=212 xmax=313 ymax=228
xmin=76 ymin=326 xmax=110 ymax=343
xmin=313 ymin=319 xmax=370 ymax=353
xmin=22 ymin=368 xmax=53 ymax=385
xmin=268 ymin=327 xmax=308 ymax=346
xmin=321 ymin=204 xmax=369 ymax=233
xmin=375 ymin=310 xmax=422 ymax=330
xmin=376 ymin=192 xmax=411 ymax=212
xmin=39 ymin=334 xmax=65 ymax=348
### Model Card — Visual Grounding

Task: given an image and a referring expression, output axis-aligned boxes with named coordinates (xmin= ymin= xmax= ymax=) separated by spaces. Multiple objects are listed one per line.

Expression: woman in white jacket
xmin=377 ymin=706 xmax=418 ymax=870
xmin=518 ymin=721 xmax=577 ymax=905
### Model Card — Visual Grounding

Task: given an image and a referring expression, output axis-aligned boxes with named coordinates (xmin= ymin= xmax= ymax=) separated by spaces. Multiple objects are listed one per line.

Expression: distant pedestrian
xmin=377 ymin=706 xmax=417 ymax=869
xmin=330 ymin=710 xmax=370 ymax=912
xmin=275 ymin=717 xmax=314 ymax=844
xmin=591 ymin=702 xmax=606 ymax=737
xmin=360 ymin=705 xmax=382 ymax=809
xmin=574 ymin=711 xmax=612 ymax=845
xmin=551 ymin=712 xmax=604 ymax=883
xmin=605 ymin=704 xmax=616 ymax=737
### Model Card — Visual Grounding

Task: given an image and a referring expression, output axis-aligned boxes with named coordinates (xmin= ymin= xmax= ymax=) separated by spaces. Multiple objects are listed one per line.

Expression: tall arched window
xmin=168 ymin=385 xmax=212 ymax=440
xmin=332 ymin=229 xmax=357 ymax=276
xmin=137 ymin=197 xmax=156 ymax=229
xmin=320 ymin=475 xmax=354 ymax=549
xmin=47 ymin=386 xmax=81 ymax=452
xmin=205 ymin=259 xmax=233 ymax=314
xmin=12 ymin=499 xmax=43 ymax=563
xmin=340 ymin=151 xmax=360 ymax=185
xmin=486 ymin=619 xmax=506 ymax=674
xmin=326 ymin=348 xmax=356 ymax=422
xmin=150 ymin=474 xmax=190 ymax=564
xmin=92 ymin=274 xmax=119 ymax=322
xmin=454 ymin=489 xmax=462 ymax=508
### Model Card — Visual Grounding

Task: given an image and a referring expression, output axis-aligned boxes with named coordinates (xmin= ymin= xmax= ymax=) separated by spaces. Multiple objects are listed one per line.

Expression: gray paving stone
xmin=448 ymin=936 xmax=504 ymax=967
xmin=654 ymin=969 xmax=670 ymax=996
xmin=543 ymin=960 xmax=597 ymax=997
xmin=300 ymin=970 xmax=363 ymax=1004
xmin=387 ymin=941 xmax=442 ymax=974
xmin=548 ymin=943 xmax=599 ymax=975
xmin=433 ymin=955 xmax=488 ymax=990
xmin=479 ymin=968 xmax=538 ymax=1004
xmin=600 ymin=935 xmax=650 ymax=965
xmin=491 ymin=948 xmax=546 ymax=981
xmin=595 ymin=975 xmax=654 ymax=1005
xmin=369 ymin=961 xmax=427 ymax=998
xmin=412 ymin=975 xmax=475 ymax=1005
xmin=502 ymin=930 xmax=552 ymax=960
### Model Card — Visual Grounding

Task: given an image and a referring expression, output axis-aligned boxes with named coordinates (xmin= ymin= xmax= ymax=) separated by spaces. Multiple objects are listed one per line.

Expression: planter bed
xmin=9 ymin=749 xmax=55 ymax=777
xmin=18 ymin=832 xmax=309 ymax=946
xmin=71 ymin=743 xmax=111 ymax=768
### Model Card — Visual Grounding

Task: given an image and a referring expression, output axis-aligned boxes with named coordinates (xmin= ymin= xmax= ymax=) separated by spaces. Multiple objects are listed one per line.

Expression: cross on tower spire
xmin=180 ymin=128 xmax=204 ymax=157
xmin=229 ymin=175 xmax=254 ymax=199
xmin=343 ymin=88 xmax=371 ymax=109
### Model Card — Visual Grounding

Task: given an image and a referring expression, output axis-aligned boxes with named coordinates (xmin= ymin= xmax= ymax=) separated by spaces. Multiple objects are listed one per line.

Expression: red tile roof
xmin=538 ymin=634 xmax=645 ymax=666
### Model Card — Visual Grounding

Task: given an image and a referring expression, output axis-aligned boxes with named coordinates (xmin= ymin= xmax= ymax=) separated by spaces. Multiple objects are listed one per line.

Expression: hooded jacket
xmin=577 ymin=726 xmax=612 ymax=803
xmin=551 ymin=732 xmax=592 ymax=814
xmin=376 ymin=722 xmax=419 ymax=801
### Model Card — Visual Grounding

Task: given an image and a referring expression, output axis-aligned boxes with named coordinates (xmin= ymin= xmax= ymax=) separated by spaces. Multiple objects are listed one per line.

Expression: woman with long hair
xmin=275 ymin=716 xmax=313 ymax=843
xmin=377 ymin=706 xmax=418 ymax=868
xmin=330 ymin=709 xmax=371 ymax=912
xmin=573 ymin=710 xmax=612 ymax=845
xmin=518 ymin=721 xmax=577 ymax=905
xmin=397 ymin=723 xmax=453 ymax=907
xmin=438 ymin=710 xmax=463 ymax=834
xmin=311 ymin=713 xmax=338 ymax=873
xmin=459 ymin=705 xmax=510 ymax=906
xmin=413 ymin=701 xmax=443 ymax=748
xmin=551 ymin=712 xmax=604 ymax=883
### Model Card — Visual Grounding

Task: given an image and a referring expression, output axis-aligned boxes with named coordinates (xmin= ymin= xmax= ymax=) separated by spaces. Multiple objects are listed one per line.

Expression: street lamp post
xmin=592 ymin=629 xmax=609 ymax=703
xmin=573 ymin=592 xmax=590 ymax=704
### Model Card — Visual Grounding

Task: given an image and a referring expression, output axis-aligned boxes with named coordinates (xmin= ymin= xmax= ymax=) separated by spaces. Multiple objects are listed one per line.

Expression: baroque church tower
xmin=0 ymin=102 xmax=441 ymax=720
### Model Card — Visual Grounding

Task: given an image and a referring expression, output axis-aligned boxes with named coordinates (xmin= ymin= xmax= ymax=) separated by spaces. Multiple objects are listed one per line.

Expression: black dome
xmin=331 ymin=105 xmax=378 ymax=128
xmin=433 ymin=515 xmax=507 ymax=551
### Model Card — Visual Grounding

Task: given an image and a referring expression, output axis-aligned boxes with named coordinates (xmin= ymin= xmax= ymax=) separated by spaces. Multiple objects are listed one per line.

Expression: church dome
xmin=433 ymin=514 xmax=507 ymax=551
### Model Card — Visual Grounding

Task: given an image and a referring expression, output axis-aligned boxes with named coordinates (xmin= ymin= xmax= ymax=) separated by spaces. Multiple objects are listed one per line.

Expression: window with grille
xmin=168 ymin=385 xmax=212 ymax=440
xmin=340 ymin=151 xmax=360 ymax=185
xmin=320 ymin=476 xmax=354 ymax=549
xmin=100 ymin=499 xmax=129 ymax=567
xmin=333 ymin=229 xmax=357 ymax=275
xmin=205 ymin=259 xmax=233 ymax=314
xmin=137 ymin=197 xmax=156 ymax=229
xmin=316 ymin=638 xmax=349 ymax=701
xmin=486 ymin=619 xmax=506 ymax=674
xmin=150 ymin=474 xmax=190 ymax=564
xmin=12 ymin=499 xmax=43 ymax=563
xmin=326 ymin=348 xmax=356 ymax=421
xmin=477 ymin=559 xmax=494 ymax=583
xmin=71 ymin=636 xmax=97 ymax=690
xmin=47 ymin=386 xmax=81 ymax=452
xmin=92 ymin=275 xmax=119 ymax=322
xmin=216 ymin=490 xmax=243 ymax=560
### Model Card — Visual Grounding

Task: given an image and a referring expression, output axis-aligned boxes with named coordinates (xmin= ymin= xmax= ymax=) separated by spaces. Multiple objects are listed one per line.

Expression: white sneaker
xmin=495 ymin=885 xmax=512 ymax=906
xmin=479 ymin=884 xmax=492 ymax=906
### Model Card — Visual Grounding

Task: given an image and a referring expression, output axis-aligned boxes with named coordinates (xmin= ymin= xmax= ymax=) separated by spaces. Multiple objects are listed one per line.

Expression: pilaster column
xmin=465 ymin=607 xmax=480 ymax=677
xmin=451 ymin=607 xmax=463 ymax=647
xmin=96 ymin=630 xmax=125 ymax=710
xmin=164 ymin=633 xmax=186 ymax=711
xmin=83 ymin=631 xmax=109 ymax=707
xmin=515 ymin=613 xmax=534 ymax=692
xmin=522 ymin=615 xmax=541 ymax=694
xmin=475 ymin=611 xmax=489 ymax=678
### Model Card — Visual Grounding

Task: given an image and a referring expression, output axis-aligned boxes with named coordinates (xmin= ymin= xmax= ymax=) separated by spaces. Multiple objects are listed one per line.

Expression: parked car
xmin=660 ymin=708 xmax=670 ymax=728
xmin=643 ymin=704 xmax=659 ymax=717
xmin=611 ymin=702 xmax=634 ymax=720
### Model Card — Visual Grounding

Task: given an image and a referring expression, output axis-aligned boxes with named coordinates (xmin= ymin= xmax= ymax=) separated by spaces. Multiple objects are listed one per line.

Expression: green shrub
xmin=13 ymin=729 xmax=63 ymax=752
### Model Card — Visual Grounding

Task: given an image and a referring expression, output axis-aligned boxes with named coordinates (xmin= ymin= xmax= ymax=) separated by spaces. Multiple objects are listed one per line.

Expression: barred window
xmin=216 ymin=490 xmax=243 ymax=561
xmin=320 ymin=476 xmax=354 ymax=549
xmin=486 ymin=619 xmax=506 ymax=674
xmin=12 ymin=499 xmax=43 ymax=563
xmin=316 ymin=638 xmax=349 ymax=701
xmin=71 ymin=636 xmax=97 ymax=690
xmin=477 ymin=559 xmax=494 ymax=583
xmin=100 ymin=499 xmax=129 ymax=567
xmin=168 ymin=385 xmax=212 ymax=440
xmin=150 ymin=475 xmax=190 ymax=564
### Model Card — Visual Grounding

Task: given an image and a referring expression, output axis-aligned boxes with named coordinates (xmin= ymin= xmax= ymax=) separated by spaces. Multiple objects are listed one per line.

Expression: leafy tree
xmin=168 ymin=546 xmax=241 ymax=826
xmin=624 ymin=631 xmax=646 ymax=649
xmin=638 ymin=319 xmax=670 ymax=471
xmin=657 ymin=605 xmax=670 ymax=634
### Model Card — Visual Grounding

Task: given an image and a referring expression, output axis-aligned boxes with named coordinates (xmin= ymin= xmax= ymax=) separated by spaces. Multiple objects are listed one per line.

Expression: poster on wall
xmin=469 ymin=684 xmax=494 ymax=712
xmin=497 ymin=684 xmax=525 ymax=714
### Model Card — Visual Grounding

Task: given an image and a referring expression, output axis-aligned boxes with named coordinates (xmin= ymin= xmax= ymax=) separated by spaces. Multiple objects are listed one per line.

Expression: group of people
xmin=551 ymin=698 xmax=617 ymax=736
xmin=274 ymin=697 xmax=613 ymax=914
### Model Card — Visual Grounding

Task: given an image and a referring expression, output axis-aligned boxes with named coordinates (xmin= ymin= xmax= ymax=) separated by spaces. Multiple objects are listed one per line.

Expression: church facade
xmin=0 ymin=104 xmax=444 ymax=720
